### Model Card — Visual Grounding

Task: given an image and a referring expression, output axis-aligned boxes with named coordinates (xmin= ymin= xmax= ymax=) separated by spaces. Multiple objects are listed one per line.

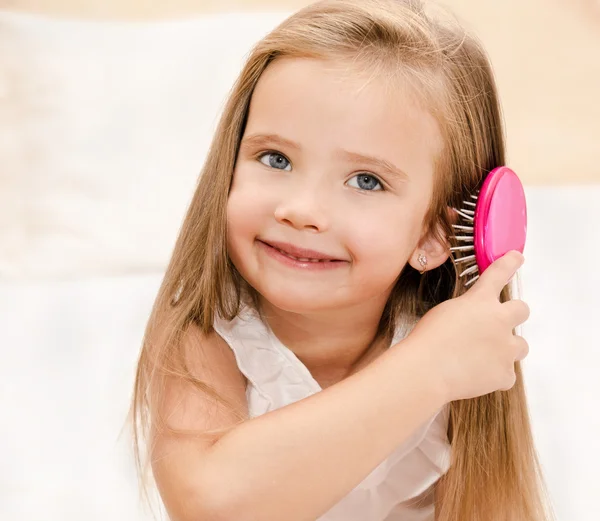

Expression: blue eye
xmin=259 ymin=152 xmax=292 ymax=171
xmin=347 ymin=174 xmax=383 ymax=191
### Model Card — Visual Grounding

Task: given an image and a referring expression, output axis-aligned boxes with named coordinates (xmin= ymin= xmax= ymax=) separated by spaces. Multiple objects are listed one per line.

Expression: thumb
xmin=473 ymin=250 xmax=524 ymax=296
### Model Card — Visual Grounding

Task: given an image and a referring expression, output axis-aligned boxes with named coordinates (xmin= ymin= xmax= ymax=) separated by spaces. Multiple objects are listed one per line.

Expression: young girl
xmin=131 ymin=1 xmax=554 ymax=520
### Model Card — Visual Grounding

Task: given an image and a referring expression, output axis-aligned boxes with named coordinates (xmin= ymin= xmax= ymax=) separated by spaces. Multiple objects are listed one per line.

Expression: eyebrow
xmin=240 ymin=133 xmax=410 ymax=182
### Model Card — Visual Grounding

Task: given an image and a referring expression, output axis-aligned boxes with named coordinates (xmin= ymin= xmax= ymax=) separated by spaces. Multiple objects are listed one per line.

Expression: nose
xmin=273 ymin=185 xmax=330 ymax=232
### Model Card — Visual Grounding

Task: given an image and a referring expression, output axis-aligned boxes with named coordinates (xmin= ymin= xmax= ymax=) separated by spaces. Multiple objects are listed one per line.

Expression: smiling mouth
xmin=258 ymin=240 xmax=345 ymax=263
xmin=272 ymin=247 xmax=340 ymax=263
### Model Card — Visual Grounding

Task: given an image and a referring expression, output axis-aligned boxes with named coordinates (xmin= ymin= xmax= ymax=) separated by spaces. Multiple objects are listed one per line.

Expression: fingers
xmin=501 ymin=299 xmax=530 ymax=329
xmin=501 ymin=336 xmax=528 ymax=392
xmin=473 ymin=250 xmax=524 ymax=297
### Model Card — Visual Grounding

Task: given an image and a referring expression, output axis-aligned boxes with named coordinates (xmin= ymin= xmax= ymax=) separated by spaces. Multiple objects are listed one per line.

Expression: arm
xmin=151 ymin=324 xmax=447 ymax=521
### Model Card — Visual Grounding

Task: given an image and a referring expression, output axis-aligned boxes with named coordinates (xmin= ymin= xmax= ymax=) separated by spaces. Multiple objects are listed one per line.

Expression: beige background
xmin=6 ymin=0 xmax=307 ymax=18
xmin=2 ymin=0 xmax=599 ymax=21
xmin=2 ymin=0 xmax=600 ymax=185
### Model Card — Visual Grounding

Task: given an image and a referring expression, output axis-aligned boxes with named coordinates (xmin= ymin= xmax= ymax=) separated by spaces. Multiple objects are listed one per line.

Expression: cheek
xmin=226 ymin=171 xmax=275 ymax=252
xmin=226 ymin=191 xmax=257 ymax=280
xmin=227 ymin=189 xmax=256 ymax=250
xmin=354 ymin=231 xmax=409 ymax=283
xmin=344 ymin=202 xmax=424 ymax=262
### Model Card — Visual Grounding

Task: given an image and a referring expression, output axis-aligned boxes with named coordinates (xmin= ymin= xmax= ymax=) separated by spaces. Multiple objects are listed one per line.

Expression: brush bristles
xmin=452 ymin=194 xmax=481 ymax=286
xmin=459 ymin=264 xmax=479 ymax=277
xmin=455 ymin=210 xmax=474 ymax=222
xmin=452 ymin=224 xmax=473 ymax=232
xmin=450 ymin=245 xmax=474 ymax=252
xmin=465 ymin=274 xmax=479 ymax=286
xmin=453 ymin=254 xmax=475 ymax=264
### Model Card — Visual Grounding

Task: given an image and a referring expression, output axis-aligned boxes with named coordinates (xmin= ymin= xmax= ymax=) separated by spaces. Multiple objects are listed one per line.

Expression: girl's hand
xmin=405 ymin=251 xmax=529 ymax=403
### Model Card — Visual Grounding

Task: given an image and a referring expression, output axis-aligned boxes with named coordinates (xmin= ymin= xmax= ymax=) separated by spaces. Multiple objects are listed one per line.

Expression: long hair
xmin=131 ymin=1 xmax=554 ymax=519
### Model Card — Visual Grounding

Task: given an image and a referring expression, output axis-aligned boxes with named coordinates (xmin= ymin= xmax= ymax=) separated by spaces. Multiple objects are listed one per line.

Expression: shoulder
xmin=183 ymin=321 xmax=249 ymax=409
xmin=154 ymin=319 xmax=249 ymax=437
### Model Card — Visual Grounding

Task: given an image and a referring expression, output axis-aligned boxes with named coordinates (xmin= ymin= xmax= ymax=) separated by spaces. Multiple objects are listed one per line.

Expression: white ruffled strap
xmin=213 ymin=308 xmax=321 ymax=415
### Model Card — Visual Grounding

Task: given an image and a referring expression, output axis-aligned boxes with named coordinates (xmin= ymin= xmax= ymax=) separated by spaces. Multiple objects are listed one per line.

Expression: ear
xmin=407 ymin=214 xmax=453 ymax=273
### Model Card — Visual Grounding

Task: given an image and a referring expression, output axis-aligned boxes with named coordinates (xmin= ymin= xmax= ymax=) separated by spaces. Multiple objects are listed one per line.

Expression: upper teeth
xmin=276 ymin=248 xmax=331 ymax=262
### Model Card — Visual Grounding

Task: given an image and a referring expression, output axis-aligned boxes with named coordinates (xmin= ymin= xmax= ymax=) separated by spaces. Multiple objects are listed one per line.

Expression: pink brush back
xmin=474 ymin=167 xmax=527 ymax=273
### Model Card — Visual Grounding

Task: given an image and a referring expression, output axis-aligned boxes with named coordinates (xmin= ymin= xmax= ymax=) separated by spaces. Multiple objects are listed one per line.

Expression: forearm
xmin=195 ymin=340 xmax=445 ymax=521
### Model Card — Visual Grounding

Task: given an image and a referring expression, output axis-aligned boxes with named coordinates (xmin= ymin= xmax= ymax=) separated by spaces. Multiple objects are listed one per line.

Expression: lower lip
xmin=257 ymin=241 xmax=348 ymax=271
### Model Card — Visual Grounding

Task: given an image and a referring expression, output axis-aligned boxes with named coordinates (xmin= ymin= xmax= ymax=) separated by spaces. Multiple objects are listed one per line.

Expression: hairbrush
xmin=450 ymin=166 xmax=527 ymax=287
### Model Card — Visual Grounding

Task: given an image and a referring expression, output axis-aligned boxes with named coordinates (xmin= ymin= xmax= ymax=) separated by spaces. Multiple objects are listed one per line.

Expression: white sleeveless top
xmin=213 ymin=307 xmax=452 ymax=521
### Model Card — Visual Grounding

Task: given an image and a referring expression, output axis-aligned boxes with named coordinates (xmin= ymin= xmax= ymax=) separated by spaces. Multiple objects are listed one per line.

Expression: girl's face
xmin=227 ymin=57 xmax=444 ymax=314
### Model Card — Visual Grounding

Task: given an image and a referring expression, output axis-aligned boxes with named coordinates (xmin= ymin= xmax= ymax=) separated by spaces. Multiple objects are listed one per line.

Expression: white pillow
xmin=0 ymin=10 xmax=290 ymax=278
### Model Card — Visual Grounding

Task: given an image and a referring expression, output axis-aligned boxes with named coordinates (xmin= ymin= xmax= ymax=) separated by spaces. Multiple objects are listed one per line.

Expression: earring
xmin=418 ymin=253 xmax=428 ymax=275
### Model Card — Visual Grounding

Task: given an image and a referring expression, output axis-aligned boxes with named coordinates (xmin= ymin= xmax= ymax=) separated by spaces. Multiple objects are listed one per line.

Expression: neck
xmin=257 ymin=295 xmax=392 ymax=389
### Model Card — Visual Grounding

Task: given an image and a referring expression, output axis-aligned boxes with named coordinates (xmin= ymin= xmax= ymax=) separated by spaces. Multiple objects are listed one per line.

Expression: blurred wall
xmin=0 ymin=0 xmax=309 ymax=17
xmin=1 ymin=0 xmax=599 ymax=186
xmin=3 ymin=0 xmax=599 ymax=22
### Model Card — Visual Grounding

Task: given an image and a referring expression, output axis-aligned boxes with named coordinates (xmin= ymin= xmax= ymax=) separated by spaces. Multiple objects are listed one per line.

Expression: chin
xmin=254 ymin=280 xmax=351 ymax=315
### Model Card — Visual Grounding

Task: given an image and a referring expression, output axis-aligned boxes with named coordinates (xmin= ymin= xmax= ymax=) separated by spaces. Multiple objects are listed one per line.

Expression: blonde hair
xmin=131 ymin=1 xmax=555 ymax=519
